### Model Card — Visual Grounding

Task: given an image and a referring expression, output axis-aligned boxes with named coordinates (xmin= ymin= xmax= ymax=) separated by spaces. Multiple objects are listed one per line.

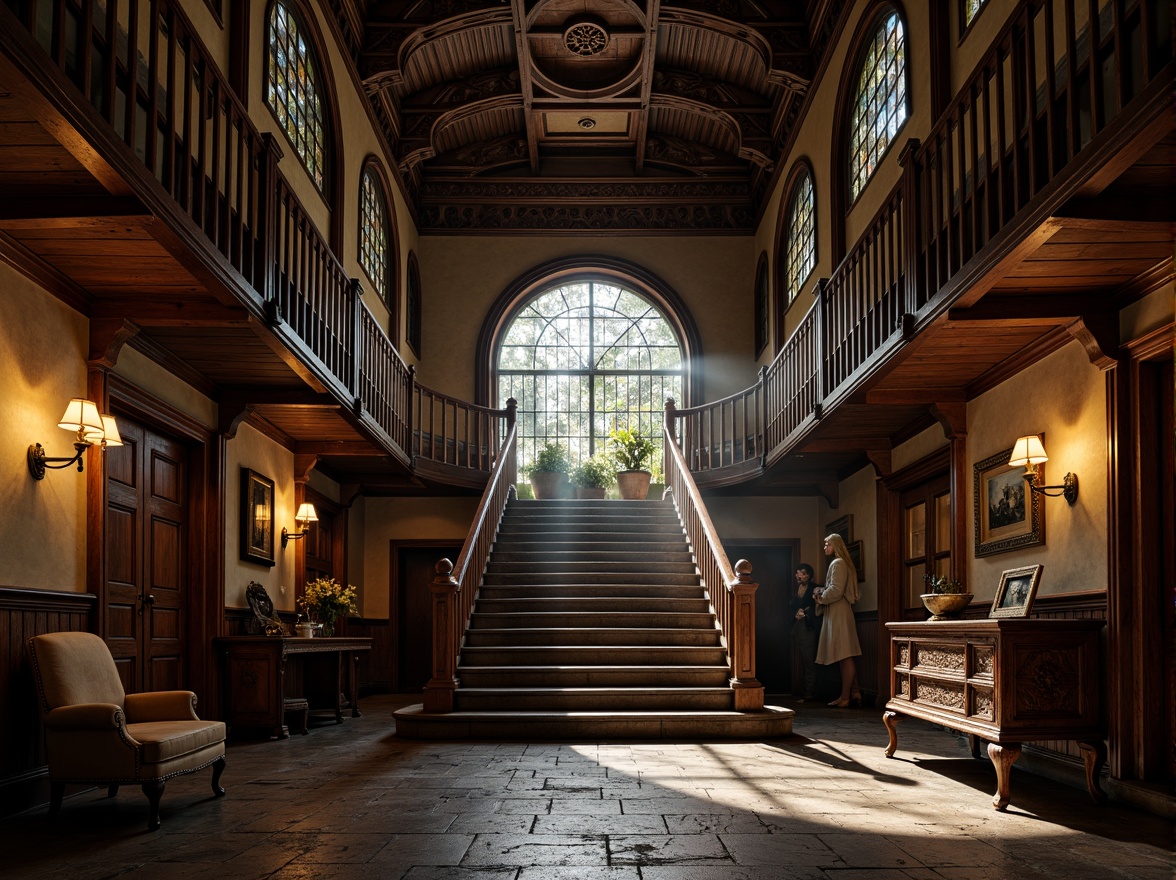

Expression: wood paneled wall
xmin=347 ymin=617 xmax=393 ymax=696
xmin=0 ymin=587 xmax=95 ymax=818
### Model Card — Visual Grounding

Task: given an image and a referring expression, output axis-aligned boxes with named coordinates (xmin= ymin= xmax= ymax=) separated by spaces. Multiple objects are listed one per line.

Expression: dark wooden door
xmin=725 ymin=541 xmax=795 ymax=696
xmin=104 ymin=418 xmax=188 ymax=694
xmin=395 ymin=544 xmax=460 ymax=694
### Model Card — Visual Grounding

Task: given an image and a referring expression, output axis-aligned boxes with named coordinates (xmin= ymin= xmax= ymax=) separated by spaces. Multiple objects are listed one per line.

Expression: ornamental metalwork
xmin=564 ymin=21 xmax=610 ymax=56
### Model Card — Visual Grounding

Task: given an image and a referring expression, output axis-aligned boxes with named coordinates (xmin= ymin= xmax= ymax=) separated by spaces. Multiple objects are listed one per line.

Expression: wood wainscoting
xmin=0 ymin=587 xmax=95 ymax=817
xmin=346 ymin=617 xmax=393 ymax=696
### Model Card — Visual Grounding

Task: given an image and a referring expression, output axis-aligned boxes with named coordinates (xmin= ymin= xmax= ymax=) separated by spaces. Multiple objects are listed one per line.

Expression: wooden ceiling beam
xmin=0 ymin=196 xmax=148 ymax=228
xmin=93 ymin=297 xmax=250 ymax=328
xmin=946 ymin=294 xmax=1114 ymax=326
xmin=1057 ymin=196 xmax=1176 ymax=227
xmin=633 ymin=0 xmax=660 ymax=175
xmin=294 ymin=440 xmax=389 ymax=456
xmin=509 ymin=0 xmax=540 ymax=174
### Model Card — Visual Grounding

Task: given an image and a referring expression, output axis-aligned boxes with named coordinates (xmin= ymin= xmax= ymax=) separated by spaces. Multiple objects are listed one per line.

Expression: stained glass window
xmin=266 ymin=0 xmax=328 ymax=192
xmin=359 ymin=168 xmax=389 ymax=304
xmin=784 ymin=173 xmax=816 ymax=303
xmin=848 ymin=9 xmax=907 ymax=201
xmin=964 ymin=0 xmax=988 ymax=28
xmin=497 ymin=281 xmax=684 ymax=473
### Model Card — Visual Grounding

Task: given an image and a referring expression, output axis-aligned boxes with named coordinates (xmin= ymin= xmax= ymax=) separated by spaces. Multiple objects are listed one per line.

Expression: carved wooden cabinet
xmin=883 ymin=619 xmax=1106 ymax=810
xmin=215 ymin=636 xmax=371 ymax=739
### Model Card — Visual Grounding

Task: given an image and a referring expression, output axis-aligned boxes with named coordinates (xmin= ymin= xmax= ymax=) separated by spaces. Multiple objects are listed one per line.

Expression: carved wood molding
xmin=0 ymin=586 xmax=96 ymax=612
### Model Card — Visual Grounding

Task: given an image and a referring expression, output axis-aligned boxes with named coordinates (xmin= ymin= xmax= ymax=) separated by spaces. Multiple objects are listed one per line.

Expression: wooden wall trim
xmin=0 ymin=587 xmax=96 ymax=612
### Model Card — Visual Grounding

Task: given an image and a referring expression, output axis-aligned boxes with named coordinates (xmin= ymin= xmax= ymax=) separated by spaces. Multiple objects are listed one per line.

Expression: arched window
xmin=406 ymin=251 xmax=422 ymax=358
xmin=497 ymin=279 xmax=685 ymax=471
xmin=358 ymin=166 xmax=390 ymax=307
xmin=847 ymin=6 xmax=908 ymax=202
xmin=266 ymin=0 xmax=329 ymax=193
xmin=784 ymin=172 xmax=816 ymax=304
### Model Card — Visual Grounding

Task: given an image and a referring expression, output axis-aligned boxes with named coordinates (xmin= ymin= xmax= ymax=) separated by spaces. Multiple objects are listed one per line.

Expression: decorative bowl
xmin=295 ymin=623 xmax=318 ymax=638
xmin=920 ymin=592 xmax=974 ymax=620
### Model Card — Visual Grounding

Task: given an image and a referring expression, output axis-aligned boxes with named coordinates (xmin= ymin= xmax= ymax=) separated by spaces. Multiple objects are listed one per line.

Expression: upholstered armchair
xmin=27 ymin=631 xmax=226 ymax=831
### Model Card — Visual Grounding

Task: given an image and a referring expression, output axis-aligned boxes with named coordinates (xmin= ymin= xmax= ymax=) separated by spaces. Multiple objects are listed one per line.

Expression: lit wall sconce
xmin=281 ymin=502 xmax=318 ymax=547
xmin=1008 ymin=435 xmax=1079 ymax=505
xmin=28 ymin=398 xmax=122 ymax=480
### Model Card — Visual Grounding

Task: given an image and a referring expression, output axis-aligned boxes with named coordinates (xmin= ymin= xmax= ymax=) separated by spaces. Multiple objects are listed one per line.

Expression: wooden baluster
xmin=898 ymin=139 xmax=921 ymax=318
xmin=1064 ymin=0 xmax=1078 ymax=159
xmin=1087 ymin=0 xmax=1102 ymax=138
xmin=730 ymin=559 xmax=764 ymax=710
xmin=1043 ymin=0 xmax=1057 ymax=179
xmin=255 ymin=134 xmax=281 ymax=308
xmin=103 ymin=0 xmax=117 ymax=124
xmin=815 ymin=278 xmax=829 ymax=406
xmin=423 ymin=559 xmax=458 ymax=713
xmin=349 ymin=279 xmax=362 ymax=398
xmin=125 ymin=0 xmax=139 ymax=160
xmin=79 ymin=0 xmax=93 ymax=99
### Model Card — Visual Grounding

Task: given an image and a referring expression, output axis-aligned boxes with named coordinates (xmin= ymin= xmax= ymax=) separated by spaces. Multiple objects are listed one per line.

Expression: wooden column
xmin=423 ymin=559 xmax=459 ymax=713
xmin=729 ymin=559 xmax=764 ymax=710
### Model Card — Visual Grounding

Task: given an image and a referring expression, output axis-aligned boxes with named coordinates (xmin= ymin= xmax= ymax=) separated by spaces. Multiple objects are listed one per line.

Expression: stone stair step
xmin=460 ymin=646 xmax=728 ymax=666
xmin=393 ymin=704 xmax=795 ymax=740
xmin=469 ymin=611 xmax=716 ymax=629
xmin=489 ymin=550 xmax=695 ymax=564
xmin=483 ymin=571 xmax=701 ymax=586
xmin=484 ymin=560 xmax=697 ymax=574
xmin=492 ymin=541 xmax=690 ymax=554
xmin=462 ymin=627 xmax=723 ymax=647
xmin=497 ymin=523 xmax=686 ymax=536
xmin=474 ymin=597 xmax=712 ymax=614
xmin=477 ymin=584 xmax=708 ymax=600
xmin=453 ymin=687 xmax=735 ymax=712
xmin=456 ymin=665 xmax=732 ymax=688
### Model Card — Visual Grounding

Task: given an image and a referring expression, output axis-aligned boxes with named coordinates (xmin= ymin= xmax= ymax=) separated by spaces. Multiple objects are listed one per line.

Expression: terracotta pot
xmin=576 ymin=486 xmax=606 ymax=499
xmin=920 ymin=592 xmax=974 ymax=620
xmin=530 ymin=471 xmax=568 ymax=500
xmin=616 ymin=470 xmax=651 ymax=500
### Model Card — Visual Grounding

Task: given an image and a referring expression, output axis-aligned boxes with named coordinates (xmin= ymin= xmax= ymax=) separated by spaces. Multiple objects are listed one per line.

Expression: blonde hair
xmin=824 ymin=533 xmax=858 ymax=583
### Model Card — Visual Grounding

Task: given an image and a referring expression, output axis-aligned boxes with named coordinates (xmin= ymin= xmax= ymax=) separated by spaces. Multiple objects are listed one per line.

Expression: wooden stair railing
xmin=423 ymin=399 xmax=517 ymax=713
xmin=663 ymin=399 xmax=764 ymax=711
xmin=413 ymin=382 xmax=511 ymax=472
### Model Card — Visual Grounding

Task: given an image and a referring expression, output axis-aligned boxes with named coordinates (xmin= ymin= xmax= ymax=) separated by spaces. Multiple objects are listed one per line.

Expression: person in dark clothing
xmin=789 ymin=563 xmax=821 ymax=702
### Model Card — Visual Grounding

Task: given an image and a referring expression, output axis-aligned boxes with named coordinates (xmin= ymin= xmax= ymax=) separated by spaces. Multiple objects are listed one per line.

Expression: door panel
xmin=397 ymin=545 xmax=460 ymax=694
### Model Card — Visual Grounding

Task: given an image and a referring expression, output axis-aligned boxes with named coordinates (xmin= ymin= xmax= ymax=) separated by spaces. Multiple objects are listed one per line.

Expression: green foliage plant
xmin=923 ymin=573 xmax=966 ymax=594
xmin=609 ymin=427 xmax=655 ymax=472
xmin=524 ymin=442 xmax=570 ymax=478
xmin=571 ymin=454 xmax=615 ymax=489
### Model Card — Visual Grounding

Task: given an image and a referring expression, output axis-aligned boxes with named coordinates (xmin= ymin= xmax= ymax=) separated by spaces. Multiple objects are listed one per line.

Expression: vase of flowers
xmin=298 ymin=577 xmax=358 ymax=637
xmin=920 ymin=573 xmax=973 ymax=620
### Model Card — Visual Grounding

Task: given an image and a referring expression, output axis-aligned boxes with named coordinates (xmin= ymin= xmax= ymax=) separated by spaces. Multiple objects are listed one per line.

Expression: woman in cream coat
xmin=814 ymin=533 xmax=862 ymax=707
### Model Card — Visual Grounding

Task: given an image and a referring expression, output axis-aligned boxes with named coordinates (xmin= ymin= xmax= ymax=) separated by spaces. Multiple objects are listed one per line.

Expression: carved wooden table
xmin=883 ymin=619 xmax=1106 ymax=810
xmin=215 ymin=636 xmax=371 ymax=739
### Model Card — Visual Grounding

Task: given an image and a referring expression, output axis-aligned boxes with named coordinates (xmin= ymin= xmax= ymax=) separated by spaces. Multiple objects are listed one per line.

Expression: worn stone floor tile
xmin=532 ymin=813 xmax=668 ymax=834
xmin=367 ymin=832 xmax=476 ymax=866
xmin=548 ymin=798 xmax=619 ymax=814
xmin=720 ymin=831 xmax=838 ymax=867
xmin=460 ymin=833 xmax=607 ymax=866
xmin=614 ymin=796 xmax=718 ymax=814
xmin=641 ymin=867 xmax=826 ymax=880
xmin=880 ymin=833 xmax=1005 ymax=867
xmin=816 ymin=832 xmax=927 ymax=869
xmin=516 ymin=867 xmax=639 ymax=879
xmin=446 ymin=813 xmax=535 ymax=834
xmin=606 ymin=834 xmax=731 ymax=865
xmin=399 ymin=868 xmax=520 ymax=880
xmin=493 ymin=798 xmax=553 ymax=814
xmin=663 ymin=813 xmax=772 ymax=834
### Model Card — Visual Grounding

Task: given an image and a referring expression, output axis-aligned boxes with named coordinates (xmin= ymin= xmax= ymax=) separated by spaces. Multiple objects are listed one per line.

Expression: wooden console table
xmin=215 ymin=636 xmax=371 ymax=739
xmin=883 ymin=619 xmax=1106 ymax=810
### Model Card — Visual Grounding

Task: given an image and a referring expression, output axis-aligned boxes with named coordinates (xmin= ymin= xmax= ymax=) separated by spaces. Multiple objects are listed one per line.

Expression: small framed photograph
xmin=846 ymin=539 xmax=865 ymax=582
xmin=989 ymin=564 xmax=1043 ymax=618
xmin=974 ymin=446 xmax=1044 ymax=557
xmin=825 ymin=514 xmax=853 ymax=543
xmin=240 ymin=468 xmax=276 ymax=566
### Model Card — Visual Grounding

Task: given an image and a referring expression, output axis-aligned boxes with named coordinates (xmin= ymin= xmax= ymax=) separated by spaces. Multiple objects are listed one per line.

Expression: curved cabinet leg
xmin=211 ymin=756 xmax=227 ymax=798
xmin=883 ymin=711 xmax=901 ymax=758
xmin=968 ymin=734 xmax=982 ymax=760
xmin=1077 ymin=740 xmax=1107 ymax=804
xmin=986 ymin=742 xmax=1021 ymax=811
xmin=142 ymin=780 xmax=166 ymax=831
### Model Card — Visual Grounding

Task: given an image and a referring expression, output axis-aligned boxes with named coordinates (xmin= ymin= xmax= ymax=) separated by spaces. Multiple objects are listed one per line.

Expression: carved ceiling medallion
xmin=564 ymin=20 xmax=610 ymax=56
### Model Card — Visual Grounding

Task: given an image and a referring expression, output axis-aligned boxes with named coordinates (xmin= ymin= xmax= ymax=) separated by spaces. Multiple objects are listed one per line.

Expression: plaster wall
xmin=966 ymin=342 xmax=1108 ymax=602
xmin=360 ymin=497 xmax=480 ymax=619
xmin=1120 ymin=283 xmax=1174 ymax=342
xmin=892 ymin=423 xmax=949 ymax=472
xmin=0 ymin=265 xmax=90 ymax=591
xmin=708 ymin=495 xmax=823 ymax=580
xmin=112 ymin=347 xmax=218 ymax=429
xmin=417 ymin=235 xmax=756 ymax=403
xmin=224 ymin=423 xmax=298 ymax=611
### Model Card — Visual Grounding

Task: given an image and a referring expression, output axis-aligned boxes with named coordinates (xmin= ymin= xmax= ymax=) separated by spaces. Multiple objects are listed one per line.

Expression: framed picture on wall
xmin=846 ymin=540 xmax=866 ymax=582
xmin=973 ymin=447 xmax=1044 ymax=557
xmin=825 ymin=514 xmax=853 ymax=543
xmin=989 ymin=564 xmax=1044 ymax=618
xmin=240 ymin=468 xmax=276 ymax=566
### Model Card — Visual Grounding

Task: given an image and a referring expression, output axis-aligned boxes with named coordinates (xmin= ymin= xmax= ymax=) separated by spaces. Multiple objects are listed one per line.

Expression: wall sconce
xmin=1008 ymin=435 xmax=1079 ymax=505
xmin=28 ymin=398 xmax=122 ymax=480
xmin=281 ymin=502 xmax=318 ymax=547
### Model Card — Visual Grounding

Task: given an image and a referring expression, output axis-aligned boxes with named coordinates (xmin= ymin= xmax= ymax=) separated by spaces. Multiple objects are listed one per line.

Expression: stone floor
xmin=3 ymin=695 xmax=1171 ymax=880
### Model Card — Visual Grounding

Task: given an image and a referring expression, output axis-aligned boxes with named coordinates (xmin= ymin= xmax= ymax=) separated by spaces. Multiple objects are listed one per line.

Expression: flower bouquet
xmin=297 ymin=577 xmax=358 ymax=636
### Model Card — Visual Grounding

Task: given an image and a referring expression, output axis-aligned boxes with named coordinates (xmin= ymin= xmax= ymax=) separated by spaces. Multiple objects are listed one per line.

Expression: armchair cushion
xmin=125 ymin=691 xmax=200 ymax=722
xmin=128 ymin=720 xmax=227 ymax=764
xmin=31 ymin=632 xmax=125 ymax=711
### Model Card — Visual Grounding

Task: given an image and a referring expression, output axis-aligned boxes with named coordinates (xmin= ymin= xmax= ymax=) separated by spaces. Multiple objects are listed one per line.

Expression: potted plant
xmin=609 ymin=427 xmax=655 ymax=500
xmin=297 ymin=576 xmax=358 ymax=637
xmin=570 ymin=454 xmax=614 ymax=499
xmin=524 ymin=442 xmax=570 ymax=499
xmin=920 ymin=573 xmax=973 ymax=620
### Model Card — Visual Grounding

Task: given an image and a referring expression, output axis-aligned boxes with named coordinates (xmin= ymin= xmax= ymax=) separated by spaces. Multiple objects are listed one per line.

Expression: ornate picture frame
xmin=973 ymin=447 xmax=1044 ymax=557
xmin=989 ymin=564 xmax=1044 ymax=618
xmin=847 ymin=539 xmax=865 ymax=582
xmin=240 ymin=468 xmax=276 ymax=566
xmin=825 ymin=514 xmax=853 ymax=543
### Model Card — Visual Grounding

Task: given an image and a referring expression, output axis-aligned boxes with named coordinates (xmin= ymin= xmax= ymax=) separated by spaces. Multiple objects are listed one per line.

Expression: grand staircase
xmin=394 ymin=498 xmax=793 ymax=739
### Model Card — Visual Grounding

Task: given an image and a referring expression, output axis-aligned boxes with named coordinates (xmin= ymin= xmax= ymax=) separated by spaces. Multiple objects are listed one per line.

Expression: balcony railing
xmin=672 ymin=0 xmax=1172 ymax=477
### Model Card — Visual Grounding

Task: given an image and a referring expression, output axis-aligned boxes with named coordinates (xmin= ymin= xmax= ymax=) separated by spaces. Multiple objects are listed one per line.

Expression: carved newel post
xmin=729 ymin=559 xmax=764 ymax=710
xmin=423 ymin=558 xmax=459 ymax=713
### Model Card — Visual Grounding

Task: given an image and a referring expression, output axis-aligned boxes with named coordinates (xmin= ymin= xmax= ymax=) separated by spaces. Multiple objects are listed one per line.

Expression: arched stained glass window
xmin=784 ymin=172 xmax=816 ymax=303
xmin=266 ymin=0 xmax=328 ymax=192
xmin=497 ymin=280 xmax=684 ymax=472
xmin=848 ymin=8 xmax=907 ymax=201
xmin=359 ymin=167 xmax=389 ymax=304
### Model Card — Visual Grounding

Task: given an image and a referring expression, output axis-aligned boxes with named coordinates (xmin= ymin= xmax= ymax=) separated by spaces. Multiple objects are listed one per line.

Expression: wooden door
xmin=725 ymin=541 xmax=796 ymax=696
xmin=395 ymin=544 xmax=460 ymax=694
xmin=104 ymin=418 xmax=188 ymax=694
xmin=899 ymin=474 xmax=952 ymax=615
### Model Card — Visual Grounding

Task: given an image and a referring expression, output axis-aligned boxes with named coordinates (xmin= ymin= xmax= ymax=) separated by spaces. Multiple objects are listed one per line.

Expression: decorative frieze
xmin=914 ymin=680 xmax=965 ymax=711
xmin=914 ymin=645 xmax=966 ymax=672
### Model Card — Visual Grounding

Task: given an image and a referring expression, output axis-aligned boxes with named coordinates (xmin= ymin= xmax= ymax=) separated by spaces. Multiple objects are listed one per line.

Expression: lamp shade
xmin=1008 ymin=435 xmax=1048 ymax=467
xmin=58 ymin=398 xmax=104 ymax=434
xmin=295 ymin=503 xmax=318 ymax=524
xmin=84 ymin=414 xmax=123 ymax=447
